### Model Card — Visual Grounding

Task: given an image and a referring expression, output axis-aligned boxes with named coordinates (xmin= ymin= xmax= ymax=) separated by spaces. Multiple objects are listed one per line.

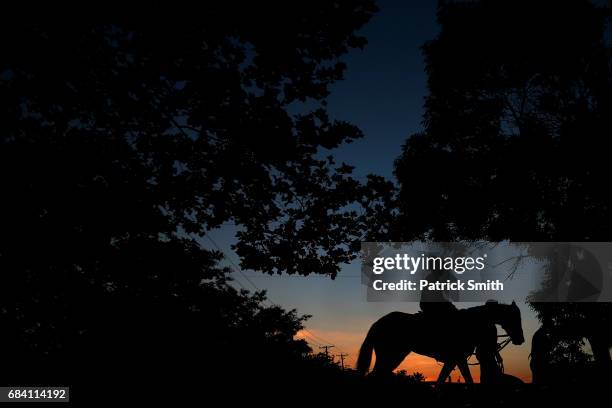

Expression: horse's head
xmin=500 ymin=301 xmax=524 ymax=345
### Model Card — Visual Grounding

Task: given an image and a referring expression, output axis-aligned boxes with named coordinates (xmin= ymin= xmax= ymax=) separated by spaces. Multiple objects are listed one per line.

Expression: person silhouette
xmin=419 ymin=268 xmax=458 ymax=317
xmin=530 ymin=316 xmax=554 ymax=384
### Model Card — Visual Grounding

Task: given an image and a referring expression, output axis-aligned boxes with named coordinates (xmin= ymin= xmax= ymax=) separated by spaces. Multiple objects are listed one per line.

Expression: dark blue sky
xmin=207 ymin=0 xmax=538 ymax=380
xmin=324 ymin=0 xmax=439 ymax=179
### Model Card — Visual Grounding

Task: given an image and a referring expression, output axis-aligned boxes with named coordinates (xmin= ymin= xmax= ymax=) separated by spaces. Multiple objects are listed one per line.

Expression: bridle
xmin=497 ymin=333 xmax=512 ymax=352
xmin=493 ymin=334 xmax=512 ymax=372
xmin=438 ymin=305 xmax=520 ymax=375
xmin=466 ymin=333 xmax=512 ymax=371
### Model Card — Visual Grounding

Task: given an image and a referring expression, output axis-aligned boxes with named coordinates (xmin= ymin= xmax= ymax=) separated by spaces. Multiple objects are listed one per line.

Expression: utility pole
xmin=319 ymin=345 xmax=334 ymax=359
xmin=338 ymin=353 xmax=349 ymax=370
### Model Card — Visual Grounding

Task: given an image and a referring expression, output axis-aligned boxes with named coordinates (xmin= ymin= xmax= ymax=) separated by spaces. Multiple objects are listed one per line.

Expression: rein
xmin=497 ymin=334 xmax=512 ymax=352
xmin=466 ymin=333 xmax=512 ymax=368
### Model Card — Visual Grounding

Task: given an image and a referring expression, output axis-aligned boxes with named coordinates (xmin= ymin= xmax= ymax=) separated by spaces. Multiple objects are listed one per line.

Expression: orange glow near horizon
xmin=296 ymin=328 xmax=532 ymax=383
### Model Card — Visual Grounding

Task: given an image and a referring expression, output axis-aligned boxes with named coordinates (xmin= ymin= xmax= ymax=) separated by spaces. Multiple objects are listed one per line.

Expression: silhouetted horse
xmin=356 ymin=301 xmax=524 ymax=384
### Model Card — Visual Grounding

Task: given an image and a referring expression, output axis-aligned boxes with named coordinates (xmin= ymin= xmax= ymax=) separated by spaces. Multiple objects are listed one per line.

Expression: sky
xmin=206 ymin=0 xmax=540 ymax=382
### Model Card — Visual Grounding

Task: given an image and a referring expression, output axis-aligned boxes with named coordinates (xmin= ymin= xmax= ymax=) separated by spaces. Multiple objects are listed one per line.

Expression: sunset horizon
xmin=3 ymin=1 xmax=610 ymax=404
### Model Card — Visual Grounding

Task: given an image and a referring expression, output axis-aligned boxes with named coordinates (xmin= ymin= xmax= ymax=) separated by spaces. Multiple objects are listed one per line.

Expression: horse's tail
xmin=356 ymin=324 xmax=377 ymax=376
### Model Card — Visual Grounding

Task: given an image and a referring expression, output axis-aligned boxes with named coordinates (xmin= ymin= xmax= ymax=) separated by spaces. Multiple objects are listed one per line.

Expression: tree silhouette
xmin=0 ymin=2 xmax=383 ymax=394
xmin=397 ymin=370 xmax=426 ymax=383
xmin=394 ymin=0 xmax=611 ymax=373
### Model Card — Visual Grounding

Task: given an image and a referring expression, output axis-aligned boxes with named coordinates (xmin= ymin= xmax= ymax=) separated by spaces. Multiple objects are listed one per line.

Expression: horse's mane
xmin=458 ymin=302 xmax=514 ymax=324
xmin=459 ymin=303 xmax=490 ymax=315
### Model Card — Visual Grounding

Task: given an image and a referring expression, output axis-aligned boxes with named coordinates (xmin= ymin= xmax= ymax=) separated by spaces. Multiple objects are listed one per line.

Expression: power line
xmin=206 ymin=234 xmax=329 ymax=349
xmin=294 ymin=332 xmax=323 ymax=348
xmin=337 ymin=353 xmax=349 ymax=370
xmin=319 ymin=345 xmax=334 ymax=358
xmin=204 ymin=234 xmax=261 ymax=294
xmin=203 ymin=231 xmax=350 ymax=356
xmin=303 ymin=329 xmax=346 ymax=353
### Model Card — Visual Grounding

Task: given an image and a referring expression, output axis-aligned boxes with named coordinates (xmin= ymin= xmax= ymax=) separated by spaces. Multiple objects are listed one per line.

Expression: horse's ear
xmin=512 ymin=300 xmax=516 ymax=306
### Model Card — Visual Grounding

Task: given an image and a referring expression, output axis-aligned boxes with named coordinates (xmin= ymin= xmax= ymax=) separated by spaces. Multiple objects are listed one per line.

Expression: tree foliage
xmin=0 ymin=2 xmax=381 ymax=387
xmin=394 ymin=0 xmax=611 ymax=363
xmin=395 ymin=0 xmax=610 ymax=241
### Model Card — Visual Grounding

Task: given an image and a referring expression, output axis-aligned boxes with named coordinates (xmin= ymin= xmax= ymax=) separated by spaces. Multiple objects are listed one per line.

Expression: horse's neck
xmin=462 ymin=305 xmax=496 ymax=325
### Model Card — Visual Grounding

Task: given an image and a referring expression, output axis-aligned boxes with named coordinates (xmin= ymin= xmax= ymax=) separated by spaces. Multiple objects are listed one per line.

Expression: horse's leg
xmin=436 ymin=361 xmax=455 ymax=385
xmin=476 ymin=325 xmax=501 ymax=384
xmin=372 ymin=348 xmax=409 ymax=377
xmin=457 ymin=360 xmax=473 ymax=384
xmin=476 ymin=346 xmax=500 ymax=384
